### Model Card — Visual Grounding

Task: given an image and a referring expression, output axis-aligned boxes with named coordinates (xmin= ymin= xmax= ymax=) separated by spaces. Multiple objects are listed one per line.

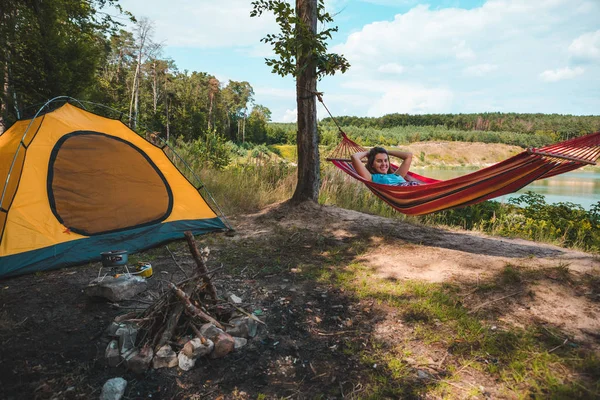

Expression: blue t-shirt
xmin=372 ymin=173 xmax=407 ymax=185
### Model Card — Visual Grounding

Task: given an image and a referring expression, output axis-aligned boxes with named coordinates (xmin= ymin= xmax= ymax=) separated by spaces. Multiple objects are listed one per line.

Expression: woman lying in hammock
xmin=351 ymin=147 xmax=420 ymax=186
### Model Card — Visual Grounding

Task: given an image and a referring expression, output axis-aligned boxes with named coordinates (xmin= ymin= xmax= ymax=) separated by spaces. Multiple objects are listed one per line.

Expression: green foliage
xmin=174 ymin=130 xmax=231 ymax=171
xmin=245 ymin=105 xmax=270 ymax=143
xmin=501 ymin=193 xmax=600 ymax=250
xmin=325 ymin=124 xmax=556 ymax=148
xmin=267 ymin=123 xmax=297 ymax=144
xmin=250 ymin=144 xmax=271 ymax=161
xmin=250 ymin=0 xmax=350 ymax=79
xmin=422 ymin=199 xmax=504 ymax=230
xmin=224 ymin=141 xmax=248 ymax=158
xmin=0 ymin=0 xmax=132 ymax=126
xmin=422 ymin=192 xmax=600 ymax=252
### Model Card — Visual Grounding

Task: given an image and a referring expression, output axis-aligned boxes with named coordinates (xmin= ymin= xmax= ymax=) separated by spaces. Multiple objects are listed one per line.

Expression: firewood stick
xmin=170 ymin=282 xmax=224 ymax=330
xmin=154 ymin=281 xmax=194 ymax=349
xmin=184 ymin=231 xmax=218 ymax=302
xmin=155 ymin=303 xmax=184 ymax=349
xmin=165 ymin=245 xmax=188 ymax=278
xmin=190 ymin=324 xmax=208 ymax=344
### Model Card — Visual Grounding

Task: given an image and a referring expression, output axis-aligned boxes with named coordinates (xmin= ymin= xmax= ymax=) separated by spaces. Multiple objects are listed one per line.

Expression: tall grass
xmin=198 ymin=161 xmax=296 ymax=215
xmin=319 ymin=165 xmax=406 ymax=220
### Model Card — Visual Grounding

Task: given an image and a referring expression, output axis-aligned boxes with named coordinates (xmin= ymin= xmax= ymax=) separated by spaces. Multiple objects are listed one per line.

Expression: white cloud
xmin=369 ymin=83 xmax=453 ymax=116
xmin=342 ymin=80 xmax=453 ymax=115
xmin=335 ymin=1 xmax=595 ymax=69
xmin=569 ymin=30 xmax=600 ymax=63
xmin=539 ymin=66 xmax=585 ymax=82
xmin=453 ymin=41 xmax=476 ymax=60
xmin=377 ymin=63 xmax=404 ymax=74
xmin=281 ymin=109 xmax=297 ymax=123
xmin=359 ymin=0 xmax=416 ymax=4
xmin=118 ymin=0 xmax=278 ymax=48
xmin=255 ymin=87 xmax=296 ymax=98
xmin=464 ymin=63 xmax=498 ymax=76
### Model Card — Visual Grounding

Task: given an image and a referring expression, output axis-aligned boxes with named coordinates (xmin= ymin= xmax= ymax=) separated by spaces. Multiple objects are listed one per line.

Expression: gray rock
xmin=85 ymin=275 xmax=147 ymax=302
xmin=105 ymin=340 xmax=120 ymax=367
xmin=152 ymin=345 xmax=178 ymax=369
xmin=226 ymin=317 xmax=258 ymax=338
xmin=115 ymin=325 xmax=138 ymax=355
xmin=233 ymin=337 xmax=248 ymax=350
xmin=182 ymin=337 xmax=214 ymax=359
xmin=100 ymin=377 xmax=127 ymax=400
xmin=106 ymin=322 xmax=122 ymax=336
xmin=177 ymin=352 xmax=196 ymax=371
xmin=210 ymin=331 xmax=235 ymax=359
xmin=126 ymin=346 xmax=153 ymax=374
xmin=228 ymin=293 xmax=243 ymax=304
xmin=199 ymin=323 xmax=221 ymax=339
xmin=199 ymin=323 xmax=235 ymax=358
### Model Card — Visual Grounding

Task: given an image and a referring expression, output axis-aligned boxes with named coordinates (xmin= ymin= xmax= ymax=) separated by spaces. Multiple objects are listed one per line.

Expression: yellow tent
xmin=0 ymin=101 xmax=228 ymax=278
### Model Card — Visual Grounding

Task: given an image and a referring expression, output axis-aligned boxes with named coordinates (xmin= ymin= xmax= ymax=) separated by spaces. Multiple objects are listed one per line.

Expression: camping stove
xmin=100 ymin=250 xmax=128 ymax=268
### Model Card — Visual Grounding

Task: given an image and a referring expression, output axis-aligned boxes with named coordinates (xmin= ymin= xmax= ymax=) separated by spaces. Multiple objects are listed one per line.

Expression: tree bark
xmin=208 ymin=93 xmax=213 ymax=131
xmin=291 ymin=0 xmax=319 ymax=203
xmin=129 ymin=19 xmax=150 ymax=129
xmin=0 ymin=59 xmax=8 ymax=134
xmin=242 ymin=112 xmax=246 ymax=143
xmin=165 ymin=95 xmax=170 ymax=142
xmin=152 ymin=60 xmax=158 ymax=113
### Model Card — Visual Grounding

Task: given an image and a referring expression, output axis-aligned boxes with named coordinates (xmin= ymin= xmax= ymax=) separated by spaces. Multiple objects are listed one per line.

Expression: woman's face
xmin=372 ymin=153 xmax=389 ymax=174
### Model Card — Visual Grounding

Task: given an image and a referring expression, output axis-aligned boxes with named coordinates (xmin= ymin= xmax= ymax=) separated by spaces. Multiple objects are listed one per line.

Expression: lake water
xmin=412 ymin=167 xmax=600 ymax=210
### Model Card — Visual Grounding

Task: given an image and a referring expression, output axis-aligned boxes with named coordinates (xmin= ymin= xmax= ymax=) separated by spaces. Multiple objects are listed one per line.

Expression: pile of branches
xmin=130 ymin=231 xmax=235 ymax=350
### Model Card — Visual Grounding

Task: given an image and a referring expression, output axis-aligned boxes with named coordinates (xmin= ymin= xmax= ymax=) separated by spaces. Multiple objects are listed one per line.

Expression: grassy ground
xmin=191 ymin=206 xmax=600 ymax=399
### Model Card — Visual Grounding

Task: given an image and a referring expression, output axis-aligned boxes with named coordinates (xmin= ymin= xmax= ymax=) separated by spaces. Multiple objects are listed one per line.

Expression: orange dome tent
xmin=0 ymin=99 xmax=230 ymax=278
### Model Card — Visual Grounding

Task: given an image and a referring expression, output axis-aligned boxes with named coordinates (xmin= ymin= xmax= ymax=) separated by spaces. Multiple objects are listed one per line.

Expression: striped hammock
xmin=327 ymin=131 xmax=600 ymax=215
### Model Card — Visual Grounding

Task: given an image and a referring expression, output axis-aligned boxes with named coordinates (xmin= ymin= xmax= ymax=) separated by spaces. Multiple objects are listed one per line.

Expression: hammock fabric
xmin=327 ymin=131 xmax=600 ymax=215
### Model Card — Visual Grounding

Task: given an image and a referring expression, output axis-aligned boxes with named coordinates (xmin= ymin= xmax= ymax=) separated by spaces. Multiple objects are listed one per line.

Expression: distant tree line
xmin=323 ymin=113 xmax=600 ymax=141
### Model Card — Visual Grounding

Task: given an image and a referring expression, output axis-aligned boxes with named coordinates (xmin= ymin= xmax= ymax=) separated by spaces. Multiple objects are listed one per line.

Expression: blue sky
xmin=115 ymin=0 xmax=600 ymax=122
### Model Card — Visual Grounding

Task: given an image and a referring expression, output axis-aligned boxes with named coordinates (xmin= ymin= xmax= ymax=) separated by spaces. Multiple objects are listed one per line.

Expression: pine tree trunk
xmin=152 ymin=60 xmax=158 ymax=113
xmin=165 ymin=98 xmax=170 ymax=142
xmin=242 ymin=112 xmax=246 ymax=143
xmin=208 ymin=93 xmax=213 ymax=131
xmin=291 ymin=0 xmax=319 ymax=203
xmin=128 ymin=63 xmax=138 ymax=127
xmin=0 ymin=62 xmax=8 ymax=134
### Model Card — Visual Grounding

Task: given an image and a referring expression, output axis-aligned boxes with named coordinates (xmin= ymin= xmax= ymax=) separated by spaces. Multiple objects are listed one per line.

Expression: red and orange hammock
xmin=327 ymin=131 xmax=600 ymax=215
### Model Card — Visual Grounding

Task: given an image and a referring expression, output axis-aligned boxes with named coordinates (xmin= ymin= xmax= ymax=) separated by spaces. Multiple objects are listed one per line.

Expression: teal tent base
xmin=0 ymin=218 xmax=227 ymax=279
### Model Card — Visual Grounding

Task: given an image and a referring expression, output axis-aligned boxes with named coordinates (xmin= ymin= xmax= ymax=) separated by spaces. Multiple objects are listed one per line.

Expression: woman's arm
xmin=387 ymin=149 xmax=413 ymax=178
xmin=351 ymin=150 xmax=372 ymax=180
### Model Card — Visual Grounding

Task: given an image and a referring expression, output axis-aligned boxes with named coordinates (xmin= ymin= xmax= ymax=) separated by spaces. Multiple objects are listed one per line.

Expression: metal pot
xmin=100 ymin=250 xmax=128 ymax=267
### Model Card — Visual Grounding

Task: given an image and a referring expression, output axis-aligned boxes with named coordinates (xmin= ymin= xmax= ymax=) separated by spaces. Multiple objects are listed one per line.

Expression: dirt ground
xmin=0 ymin=202 xmax=598 ymax=399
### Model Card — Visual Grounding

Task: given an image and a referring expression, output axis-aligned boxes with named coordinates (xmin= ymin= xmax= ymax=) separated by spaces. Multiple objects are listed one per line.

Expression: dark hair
xmin=366 ymin=147 xmax=391 ymax=174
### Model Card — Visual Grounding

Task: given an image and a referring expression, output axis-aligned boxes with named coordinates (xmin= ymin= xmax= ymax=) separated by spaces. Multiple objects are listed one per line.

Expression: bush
xmin=422 ymin=192 xmax=600 ymax=251
xmin=174 ymin=130 xmax=231 ymax=171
